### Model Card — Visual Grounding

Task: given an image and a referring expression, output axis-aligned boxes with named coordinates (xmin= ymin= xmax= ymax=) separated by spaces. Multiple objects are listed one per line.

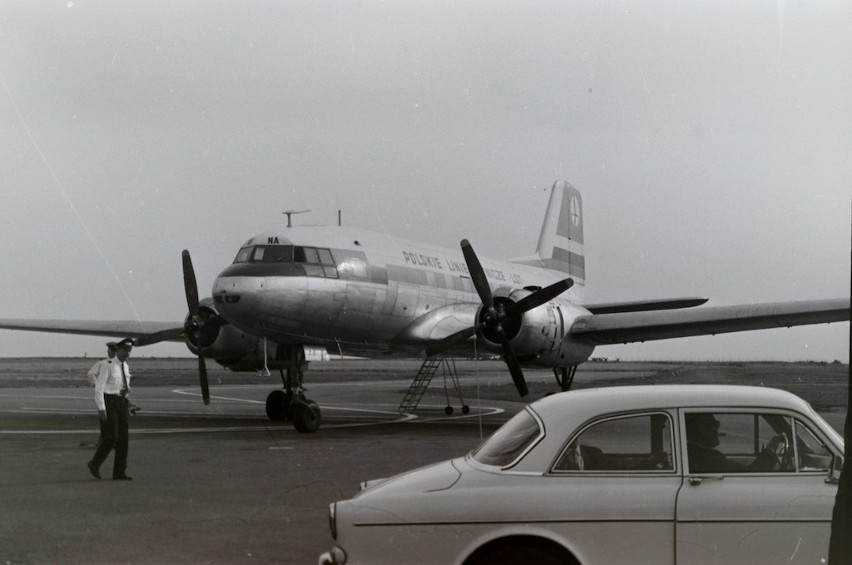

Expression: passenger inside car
xmin=686 ymin=413 xmax=787 ymax=473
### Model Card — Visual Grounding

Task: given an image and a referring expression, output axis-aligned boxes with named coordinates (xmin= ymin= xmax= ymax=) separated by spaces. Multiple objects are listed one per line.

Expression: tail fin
xmin=531 ymin=180 xmax=585 ymax=284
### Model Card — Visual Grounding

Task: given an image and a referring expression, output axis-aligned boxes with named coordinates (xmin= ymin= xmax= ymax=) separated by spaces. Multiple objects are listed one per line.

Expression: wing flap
xmin=571 ymin=298 xmax=850 ymax=345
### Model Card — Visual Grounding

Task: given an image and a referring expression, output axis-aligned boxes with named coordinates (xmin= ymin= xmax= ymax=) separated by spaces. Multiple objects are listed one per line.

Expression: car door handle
xmin=688 ymin=475 xmax=724 ymax=486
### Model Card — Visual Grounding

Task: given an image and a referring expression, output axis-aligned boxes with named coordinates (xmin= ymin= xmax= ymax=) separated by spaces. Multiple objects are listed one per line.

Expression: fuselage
xmin=211 ymin=226 xmax=594 ymax=364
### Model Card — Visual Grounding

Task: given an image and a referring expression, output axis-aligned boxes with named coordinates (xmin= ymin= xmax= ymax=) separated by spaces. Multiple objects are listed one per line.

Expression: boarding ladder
xmin=398 ymin=358 xmax=469 ymax=415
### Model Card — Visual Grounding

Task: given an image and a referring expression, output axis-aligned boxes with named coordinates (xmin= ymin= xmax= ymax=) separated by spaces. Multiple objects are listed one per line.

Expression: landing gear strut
xmin=554 ymin=365 xmax=578 ymax=392
xmin=264 ymin=345 xmax=322 ymax=433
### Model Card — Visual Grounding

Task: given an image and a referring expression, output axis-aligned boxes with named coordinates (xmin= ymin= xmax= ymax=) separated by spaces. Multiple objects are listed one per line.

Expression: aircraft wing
xmin=570 ymin=298 xmax=850 ymax=345
xmin=582 ymin=297 xmax=708 ymax=314
xmin=0 ymin=319 xmax=186 ymax=344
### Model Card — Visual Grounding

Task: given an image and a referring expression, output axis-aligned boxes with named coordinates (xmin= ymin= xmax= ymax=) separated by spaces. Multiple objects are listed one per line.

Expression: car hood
xmin=345 ymin=458 xmax=466 ymax=524
xmin=356 ymin=458 xmax=463 ymax=499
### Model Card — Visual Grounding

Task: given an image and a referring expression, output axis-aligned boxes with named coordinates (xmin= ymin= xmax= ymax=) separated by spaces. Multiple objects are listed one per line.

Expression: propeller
xmin=133 ymin=326 xmax=185 ymax=347
xmin=182 ymin=249 xmax=210 ymax=405
xmin=426 ymin=240 xmax=573 ymax=397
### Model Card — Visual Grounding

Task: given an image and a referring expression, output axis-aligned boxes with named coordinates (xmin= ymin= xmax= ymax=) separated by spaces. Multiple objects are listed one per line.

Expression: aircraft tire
xmin=292 ymin=399 xmax=321 ymax=433
xmin=266 ymin=390 xmax=286 ymax=421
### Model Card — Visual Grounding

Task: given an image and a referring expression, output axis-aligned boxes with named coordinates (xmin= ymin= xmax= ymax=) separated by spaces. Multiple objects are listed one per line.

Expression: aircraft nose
xmin=212 ymin=276 xmax=261 ymax=327
xmin=212 ymin=273 xmax=308 ymax=333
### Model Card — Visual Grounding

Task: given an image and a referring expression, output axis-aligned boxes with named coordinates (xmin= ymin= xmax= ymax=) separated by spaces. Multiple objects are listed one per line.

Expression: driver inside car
xmin=686 ymin=413 xmax=788 ymax=473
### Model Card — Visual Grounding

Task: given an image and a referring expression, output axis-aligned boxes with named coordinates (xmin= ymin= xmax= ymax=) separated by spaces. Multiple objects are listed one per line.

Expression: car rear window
xmin=472 ymin=408 xmax=543 ymax=467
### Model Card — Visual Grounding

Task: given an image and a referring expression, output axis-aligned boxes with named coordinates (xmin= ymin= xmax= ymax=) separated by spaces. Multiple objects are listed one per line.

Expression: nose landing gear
xmin=264 ymin=345 xmax=322 ymax=433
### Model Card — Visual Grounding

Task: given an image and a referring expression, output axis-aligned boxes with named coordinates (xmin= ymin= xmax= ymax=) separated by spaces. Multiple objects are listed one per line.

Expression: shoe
xmin=113 ymin=475 xmax=132 ymax=481
xmin=87 ymin=461 xmax=101 ymax=479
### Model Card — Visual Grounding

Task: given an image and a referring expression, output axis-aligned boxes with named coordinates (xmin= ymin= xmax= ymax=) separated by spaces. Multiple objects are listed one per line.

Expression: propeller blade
xmin=506 ymin=278 xmax=574 ymax=318
xmin=198 ymin=346 xmax=210 ymax=405
xmin=424 ymin=325 xmax=478 ymax=357
xmin=183 ymin=249 xmax=211 ymax=405
xmin=182 ymin=250 xmax=200 ymax=315
xmin=499 ymin=337 xmax=528 ymax=397
xmin=133 ymin=327 xmax=185 ymax=347
xmin=461 ymin=240 xmax=493 ymax=309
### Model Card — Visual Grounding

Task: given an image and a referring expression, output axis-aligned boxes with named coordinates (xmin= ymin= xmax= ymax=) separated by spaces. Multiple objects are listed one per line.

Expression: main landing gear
xmin=554 ymin=365 xmax=578 ymax=392
xmin=264 ymin=345 xmax=321 ymax=433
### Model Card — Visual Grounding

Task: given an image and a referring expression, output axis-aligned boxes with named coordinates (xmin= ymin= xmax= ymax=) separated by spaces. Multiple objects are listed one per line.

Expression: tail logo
xmin=570 ymin=196 xmax=581 ymax=227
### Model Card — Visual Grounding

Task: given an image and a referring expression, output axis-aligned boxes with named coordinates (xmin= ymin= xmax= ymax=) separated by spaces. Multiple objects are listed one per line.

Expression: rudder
xmin=534 ymin=180 xmax=585 ymax=284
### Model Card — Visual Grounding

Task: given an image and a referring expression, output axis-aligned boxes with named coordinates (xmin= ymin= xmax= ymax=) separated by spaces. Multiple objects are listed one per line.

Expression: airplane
xmin=1 ymin=181 xmax=848 ymax=433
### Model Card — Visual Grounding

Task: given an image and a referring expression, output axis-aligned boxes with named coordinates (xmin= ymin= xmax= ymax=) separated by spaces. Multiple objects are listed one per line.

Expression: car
xmin=319 ymin=385 xmax=844 ymax=565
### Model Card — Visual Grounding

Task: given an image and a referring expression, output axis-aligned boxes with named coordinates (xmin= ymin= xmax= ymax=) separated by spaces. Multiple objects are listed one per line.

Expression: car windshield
xmin=471 ymin=408 xmax=543 ymax=467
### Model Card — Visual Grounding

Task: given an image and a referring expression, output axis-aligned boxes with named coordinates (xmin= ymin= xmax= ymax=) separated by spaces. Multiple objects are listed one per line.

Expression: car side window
xmin=553 ymin=413 xmax=674 ymax=472
xmin=794 ymin=420 xmax=834 ymax=472
xmin=685 ymin=412 xmax=797 ymax=474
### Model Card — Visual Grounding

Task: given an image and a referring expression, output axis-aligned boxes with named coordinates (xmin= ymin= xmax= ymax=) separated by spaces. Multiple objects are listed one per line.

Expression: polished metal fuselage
xmin=212 ymin=225 xmax=593 ymax=364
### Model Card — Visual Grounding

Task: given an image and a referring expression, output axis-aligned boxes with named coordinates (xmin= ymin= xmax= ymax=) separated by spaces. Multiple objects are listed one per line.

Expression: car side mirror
xmin=826 ymin=454 xmax=844 ymax=485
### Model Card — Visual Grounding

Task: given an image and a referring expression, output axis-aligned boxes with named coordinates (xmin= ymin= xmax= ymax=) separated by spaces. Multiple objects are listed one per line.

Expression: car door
xmin=675 ymin=409 xmax=838 ymax=564
xmin=548 ymin=411 xmax=682 ymax=564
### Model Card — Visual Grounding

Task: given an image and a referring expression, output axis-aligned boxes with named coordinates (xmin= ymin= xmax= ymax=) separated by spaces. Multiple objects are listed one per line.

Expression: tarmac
xmin=0 ymin=373 xmax=519 ymax=565
xmin=0 ymin=361 xmax=845 ymax=564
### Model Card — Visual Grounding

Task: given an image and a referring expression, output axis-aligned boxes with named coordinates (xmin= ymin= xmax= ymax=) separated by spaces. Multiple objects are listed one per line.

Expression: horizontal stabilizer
xmin=584 ymin=297 xmax=709 ymax=315
xmin=571 ymin=298 xmax=850 ymax=345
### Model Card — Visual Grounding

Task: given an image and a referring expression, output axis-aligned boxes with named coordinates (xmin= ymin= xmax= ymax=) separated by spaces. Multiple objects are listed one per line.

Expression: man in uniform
xmin=87 ymin=341 xmax=117 ymax=385
xmin=85 ymin=341 xmax=117 ymax=447
xmin=87 ymin=337 xmax=135 ymax=481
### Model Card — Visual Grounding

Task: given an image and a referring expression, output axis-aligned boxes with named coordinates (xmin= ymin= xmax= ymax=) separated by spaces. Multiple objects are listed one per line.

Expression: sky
xmin=0 ymin=0 xmax=849 ymax=362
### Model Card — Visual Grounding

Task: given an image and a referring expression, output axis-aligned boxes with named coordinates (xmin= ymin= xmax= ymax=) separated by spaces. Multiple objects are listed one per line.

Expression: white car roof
xmin=506 ymin=385 xmax=818 ymax=474
xmin=531 ymin=385 xmax=813 ymax=426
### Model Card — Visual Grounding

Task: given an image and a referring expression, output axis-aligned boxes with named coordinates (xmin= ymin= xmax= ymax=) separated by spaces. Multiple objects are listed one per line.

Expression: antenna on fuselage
xmin=282 ymin=209 xmax=311 ymax=228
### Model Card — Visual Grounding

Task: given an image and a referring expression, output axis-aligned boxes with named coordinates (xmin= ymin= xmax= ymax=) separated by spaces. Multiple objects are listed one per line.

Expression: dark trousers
xmin=90 ymin=394 xmax=129 ymax=478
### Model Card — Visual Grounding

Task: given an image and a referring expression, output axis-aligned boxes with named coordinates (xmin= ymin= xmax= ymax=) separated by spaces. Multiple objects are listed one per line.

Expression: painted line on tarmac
xmin=0 ymin=388 xmax=505 ymax=434
xmin=170 ymin=389 xmax=505 ymax=421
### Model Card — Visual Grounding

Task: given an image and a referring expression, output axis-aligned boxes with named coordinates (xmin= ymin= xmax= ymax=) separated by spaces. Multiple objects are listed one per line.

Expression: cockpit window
xmin=233 ymin=247 xmax=252 ymax=263
xmin=231 ymin=245 xmax=338 ymax=278
xmin=317 ymin=248 xmax=335 ymax=266
xmin=252 ymin=245 xmax=293 ymax=263
xmin=295 ymin=246 xmax=319 ymax=264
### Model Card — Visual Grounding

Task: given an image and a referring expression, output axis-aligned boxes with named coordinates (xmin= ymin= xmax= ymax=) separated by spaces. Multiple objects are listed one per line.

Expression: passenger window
xmin=553 ymin=413 xmax=674 ymax=472
xmin=685 ymin=412 xmax=795 ymax=474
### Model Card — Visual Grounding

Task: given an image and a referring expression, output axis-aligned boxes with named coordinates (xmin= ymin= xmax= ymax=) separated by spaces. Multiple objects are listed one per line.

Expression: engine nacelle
xmin=184 ymin=299 xmax=327 ymax=371
xmin=475 ymin=287 xmax=595 ymax=367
